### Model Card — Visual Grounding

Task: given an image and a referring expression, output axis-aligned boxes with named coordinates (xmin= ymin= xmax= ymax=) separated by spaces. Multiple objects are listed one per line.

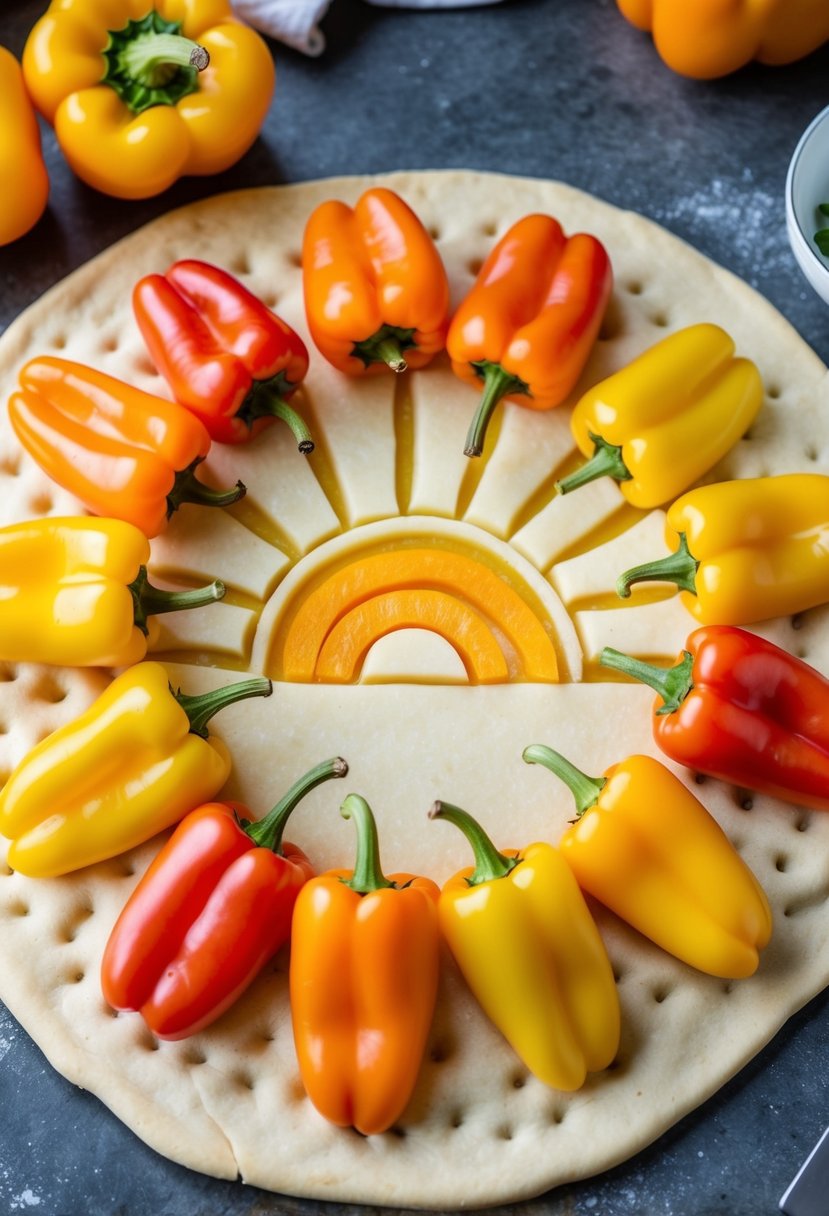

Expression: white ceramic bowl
xmin=787 ymin=104 xmax=829 ymax=305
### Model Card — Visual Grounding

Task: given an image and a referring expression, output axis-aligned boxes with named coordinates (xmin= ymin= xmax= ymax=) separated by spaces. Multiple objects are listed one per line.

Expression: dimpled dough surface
xmin=1 ymin=171 xmax=829 ymax=1209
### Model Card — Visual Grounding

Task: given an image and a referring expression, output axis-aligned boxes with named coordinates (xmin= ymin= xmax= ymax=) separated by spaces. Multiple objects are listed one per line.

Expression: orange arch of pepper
xmin=280 ymin=548 xmax=560 ymax=684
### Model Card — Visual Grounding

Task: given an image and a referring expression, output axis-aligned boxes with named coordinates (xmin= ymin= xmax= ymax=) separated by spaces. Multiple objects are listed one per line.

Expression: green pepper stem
xmin=167 ymin=457 xmax=246 ymax=518
xmin=617 ymin=532 xmax=699 ymax=599
xmin=351 ymin=323 xmax=417 ymax=372
xmin=464 ymin=361 xmax=529 ymax=458
xmin=340 ymin=794 xmax=395 ymax=894
xmin=174 ymin=675 xmax=272 ymax=738
xmin=118 ymin=32 xmax=209 ymax=87
xmin=600 ymin=647 xmax=695 ymax=715
xmin=555 ymin=431 xmax=631 ymax=496
xmin=130 ymin=566 xmax=225 ymax=635
xmin=239 ymin=375 xmax=314 ymax=452
xmin=429 ymin=800 xmax=519 ymax=887
xmin=245 ymin=757 xmax=348 ymax=854
xmin=522 ymin=744 xmax=606 ymax=819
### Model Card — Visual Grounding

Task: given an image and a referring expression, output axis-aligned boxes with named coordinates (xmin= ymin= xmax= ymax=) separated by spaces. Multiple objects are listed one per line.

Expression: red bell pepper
xmin=132 ymin=259 xmax=313 ymax=448
xmin=601 ymin=625 xmax=829 ymax=811
xmin=100 ymin=756 xmax=348 ymax=1040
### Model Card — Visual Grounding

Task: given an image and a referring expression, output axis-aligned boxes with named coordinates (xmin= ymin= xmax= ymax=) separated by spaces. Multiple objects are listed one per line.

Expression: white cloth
xmin=234 ymin=0 xmax=503 ymax=56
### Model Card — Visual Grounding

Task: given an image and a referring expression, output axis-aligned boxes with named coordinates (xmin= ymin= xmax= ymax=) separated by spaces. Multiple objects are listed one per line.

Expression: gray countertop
xmin=1 ymin=1 xmax=829 ymax=1212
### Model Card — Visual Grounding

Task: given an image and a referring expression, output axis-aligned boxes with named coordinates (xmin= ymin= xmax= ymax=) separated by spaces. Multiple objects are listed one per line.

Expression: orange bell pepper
xmin=446 ymin=213 xmax=612 ymax=457
xmin=289 ymin=793 xmax=440 ymax=1135
xmin=302 ymin=186 xmax=450 ymax=377
xmin=616 ymin=0 xmax=829 ymax=78
xmin=0 ymin=46 xmax=49 ymax=245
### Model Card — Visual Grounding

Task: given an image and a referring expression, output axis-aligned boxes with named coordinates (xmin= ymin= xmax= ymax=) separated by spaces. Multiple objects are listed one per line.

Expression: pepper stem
xmin=245 ymin=757 xmax=349 ymax=854
xmin=351 ymin=324 xmax=417 ymax=372
xmin=600 ymin=647 xmax=695 ymax=715
xmin=555 ymin=432 xmax=631 ymax=496
xmin=429 ymin=800 xmax=519 ymax=886
xmin=118 ymin=32 xmax=209 ymax=88
xmin=103 ymin=14 xmax=209 ymax=115
xmin=340 ymin=794 xmax=395 ymax=894
xmin=464 ymin=360 xmax=529 ymax=458
xmin=617 ymin=532 xmax=699 ymax=599
xmin=522 ymin=744 xmax=606 ymax=818
xmin=166 ymin=457 xmax=247 ymax=519
xmin=129 ymin=566 xmax=225 ymax=636
xmin=239 ymin=374 xmax=314 ymax=452
xmin=173 ymin=675 xmax=272 ymax=738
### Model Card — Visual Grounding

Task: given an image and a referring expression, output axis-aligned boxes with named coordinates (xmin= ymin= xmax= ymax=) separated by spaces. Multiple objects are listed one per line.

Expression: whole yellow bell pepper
xmin=0 ymin=661 xmax=271 ymax=877
xmin=0 ymin=516 xmax=225 ymax=667
xmin=0 ymin=45 xmax=49 ymax=245
xmin=555 ymin=323 xmax=762 ymax=509
xmin=430 ymin=800 xmax=620 ymax=1091
xmin=23 ymin=0 xmax=275 ymax=200
xmin=616 ymin=474 xmax=829 ymax=625
xmin=523 ymin=746 xmax=772 ymax=979
xmin=616 ymin=0 xmax=829 ymax=79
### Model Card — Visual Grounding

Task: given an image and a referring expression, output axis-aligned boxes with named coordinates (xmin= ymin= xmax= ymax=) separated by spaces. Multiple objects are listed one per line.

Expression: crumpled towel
xmin=234 ymin=0 xmax=504 ymax=57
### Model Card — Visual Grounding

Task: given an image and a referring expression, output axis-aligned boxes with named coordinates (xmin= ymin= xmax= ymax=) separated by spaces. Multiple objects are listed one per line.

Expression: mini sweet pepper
xmin=446 ymin=213 xmax=612 ymax=457
xmin=0 ymin=516 xmax=224 ymax=668
xmin=523 ymin=745 xmax=772 ymax=978
xmin=555 ymin=323 xmax=763 ymax=508
xmin=0 ymin=45 xmax=49 ymax=245
xmin=0 ymin=661 xmax=272 ymax=877
xmin=22 ymin=0 xmax=275 ymax=199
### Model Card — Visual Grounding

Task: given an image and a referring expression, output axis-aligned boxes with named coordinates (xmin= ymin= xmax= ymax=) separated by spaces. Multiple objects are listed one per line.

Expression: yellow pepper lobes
xmin=556 ymin=323 xmax=763 ymax=509
xmin=0 ymin=660 xmax=271 ymax=877
xmin=0 ymin=516 xmax=225 ymax=667
xmin=524 ymin=747 xmax=772 ymax=979
xmin=430 ymin=801 xmax=620 ymax=1091
xmin=0 ymin=45 xmax=49 ymax=245
xmin=22 ymin=0 xmax=275 ymax=200
xmin=616 ymin=474 xmax=829 ymax=625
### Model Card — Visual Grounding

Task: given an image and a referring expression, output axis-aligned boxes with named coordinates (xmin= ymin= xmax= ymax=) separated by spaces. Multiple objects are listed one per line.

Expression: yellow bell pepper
xmin=430 ymin=800 xmax=620 ymax=1091
xmin=0 ymin=660 xmax=271 ymax=877
xmin=23 ymin=0 xmax=275 ymax=200
xmin=616 ymin=474 xmax=829 ymax=624
xmin=0 ymin=516 xmax=225 ymax=668
xmin=0 ymin=45 xmax=49 ymax=245
xmin=616 ymin=0 xmax=829 ymax=80
xmin=555 ymin=323 xmax=763 ymax=509
xmin=523 ymin=746 xmax=772 ymax=979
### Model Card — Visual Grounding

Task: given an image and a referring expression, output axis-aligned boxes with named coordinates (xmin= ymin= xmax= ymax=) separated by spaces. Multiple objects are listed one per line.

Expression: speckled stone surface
xmin=1 ymin=2 xmax=829 ymax=1213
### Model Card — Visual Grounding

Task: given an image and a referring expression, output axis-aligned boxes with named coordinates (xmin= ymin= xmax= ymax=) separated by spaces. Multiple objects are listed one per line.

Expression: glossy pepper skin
xmin=0 ymin=516 xmax=224 ymax=668
xmin=431 ymin=801 xmax=619 ymax=1091
xmin=601 ymin=626 xmax=829 ymax=812
xmin=0 ymin=661 xmax=272 ymax=878
xmin=22 ymin=0 xmax=274 ymax=200
xmin=302 ymin=186 xmax=450 ymax=377
xmin=0 ymin=46 xmax=49 ymax=245
xmin=617 ymin=474 xmax=829 ymax=625
xmin=523 ymin=745 xmax=772 ymax=978
xmin=9 ymin=355 xmax=245 ymax=538
xmin=102 ymin=757 xmax=348 ymax=1040
xmin=616 ymin=0 xmax=829 ymax=79
xmin=133 ymin=259 xmax=313 ymax=448
xmin=446 ymin=213 xmax=612 ymax=457
xmin=555 ymin=324 xmax=763 ymax=508
xmin=290 ymin=794 xmax=440 ymax=1136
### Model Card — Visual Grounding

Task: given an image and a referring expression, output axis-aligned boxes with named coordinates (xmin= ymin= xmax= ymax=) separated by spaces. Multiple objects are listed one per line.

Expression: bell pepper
xmin=555 ymin=323 xmax=763 ymax=508
xmin=430 ymin=801 xmax=619 ymax=1091
xmin=523 ymin=745 xmax=772 ymax=978
xmin=0 ymin=660 xmax=272 ymax=878
xmin=290 ymin=793 xmax=440 ymax=1135
xmin=615 ymin=0 xmax=829 ymax=79
xmin=22 ymin=1 xmax=274 ymax=200
xmin=0 ymin=46 xmax=49 ymax=245
xmin=133 ymin=259 xmax=313 ymax=448
xmin=101 ymin=756 xmax=348 ymax=1040
xmin=616 ymin=474 xmax=829 ymax=626
xmin=445 ymin=213 xmax=612 ymax=457
xmin=301 ymin=186 xmax=450 ymax=377
xmin=601 ymin=626 xmax=829 ymax=812
xmin=9 ymin=355 xmax=245 ymax=538
xmin=0 ymin=516 xmax=224 ymax=668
